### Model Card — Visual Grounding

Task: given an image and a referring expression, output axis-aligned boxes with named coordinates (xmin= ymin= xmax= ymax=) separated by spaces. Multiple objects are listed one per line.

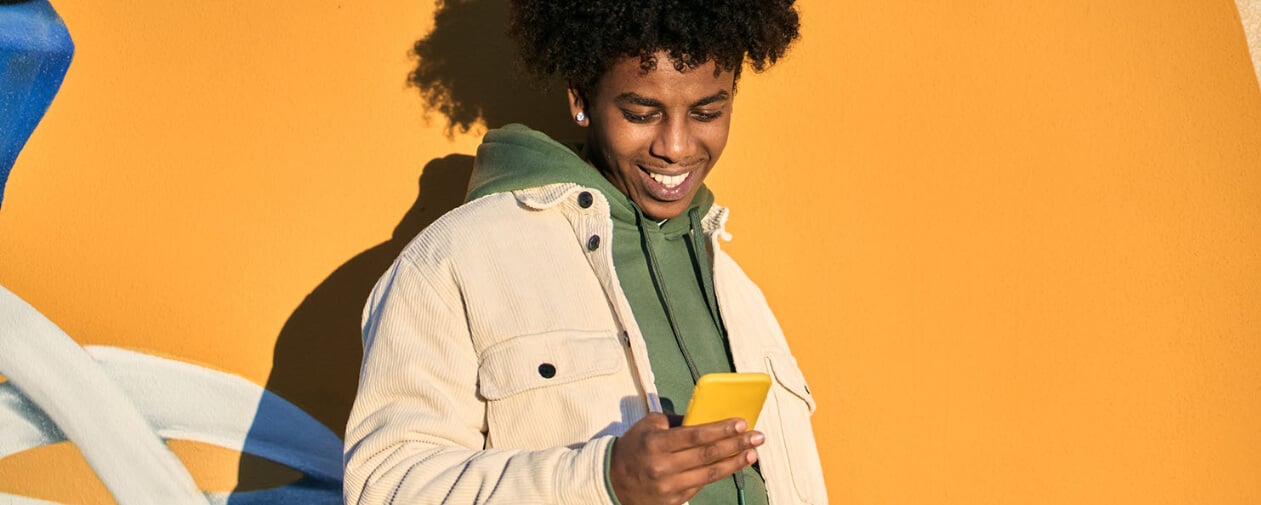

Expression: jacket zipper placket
xmin=573 ymin=189 xmax=665 ymax=414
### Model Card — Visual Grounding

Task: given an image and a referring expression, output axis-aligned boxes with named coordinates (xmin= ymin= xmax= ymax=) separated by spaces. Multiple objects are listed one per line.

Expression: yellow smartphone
xmin=681 ymin=372 xmax=772 ymax=430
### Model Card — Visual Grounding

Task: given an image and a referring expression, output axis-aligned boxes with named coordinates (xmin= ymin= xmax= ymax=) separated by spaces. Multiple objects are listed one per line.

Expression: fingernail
xmin=747 ymin=450 xmax=759 ymax=463
xmin=750 ymin=432 xmax=765 ymax=445
xmin=734 ymin=420 xmax=747 ymax=432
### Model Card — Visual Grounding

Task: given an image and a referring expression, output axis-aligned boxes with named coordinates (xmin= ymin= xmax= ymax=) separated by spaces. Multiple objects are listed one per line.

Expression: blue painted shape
xmin=0 ymin=0 xmax=73 ymax=210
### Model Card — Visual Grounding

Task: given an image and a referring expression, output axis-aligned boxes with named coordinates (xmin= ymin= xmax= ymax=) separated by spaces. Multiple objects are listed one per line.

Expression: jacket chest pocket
xmin=477 ymin=330 xmax=631 ymax=449
xmin=762 ymin=350 xmax=828 ymax=504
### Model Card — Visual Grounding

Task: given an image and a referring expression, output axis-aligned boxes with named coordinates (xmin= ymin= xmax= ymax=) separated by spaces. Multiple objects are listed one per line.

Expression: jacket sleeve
xmin=343 ymin=257 xmax=615 ymax=505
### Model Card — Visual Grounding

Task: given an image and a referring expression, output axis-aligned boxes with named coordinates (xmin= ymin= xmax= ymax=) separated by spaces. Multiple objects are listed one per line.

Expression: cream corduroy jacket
xmin=344 ymin=183 xmax=828 ymax=505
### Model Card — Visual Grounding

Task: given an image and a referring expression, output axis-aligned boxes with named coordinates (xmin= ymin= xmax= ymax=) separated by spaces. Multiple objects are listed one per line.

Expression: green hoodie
xmin=468 ymin=124 xmax=768 ymax=505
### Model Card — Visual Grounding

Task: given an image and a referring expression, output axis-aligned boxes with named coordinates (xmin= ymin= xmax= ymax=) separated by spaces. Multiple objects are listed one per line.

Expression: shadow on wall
xmin=411 ymin=0 xmax=584 ymax=138
xmin=232 ymin=0 xmax=583 ymax=498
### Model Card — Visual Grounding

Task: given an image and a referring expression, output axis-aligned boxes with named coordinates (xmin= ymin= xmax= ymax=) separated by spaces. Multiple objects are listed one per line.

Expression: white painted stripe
xmin=1238 ymin=0 xmax=1261 ymax=89
xmin=0 ymin=285 xmax=208 ymax=505
xmin=0 ymin=286 xmax=343 ymax=504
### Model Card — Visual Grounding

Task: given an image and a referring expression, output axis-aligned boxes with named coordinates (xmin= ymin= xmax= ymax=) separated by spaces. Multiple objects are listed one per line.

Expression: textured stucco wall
xmin=1240 ymin=0 xmax=1261 ymax=87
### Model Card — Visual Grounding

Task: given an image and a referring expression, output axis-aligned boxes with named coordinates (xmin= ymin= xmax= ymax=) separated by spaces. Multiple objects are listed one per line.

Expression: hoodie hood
xmin=466 ymin=123 xmax=712 ymax=230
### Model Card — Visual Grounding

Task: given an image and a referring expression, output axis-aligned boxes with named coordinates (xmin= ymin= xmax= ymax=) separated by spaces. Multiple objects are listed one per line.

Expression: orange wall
xmin=2 ymin=1 xmax=1260 ymax=503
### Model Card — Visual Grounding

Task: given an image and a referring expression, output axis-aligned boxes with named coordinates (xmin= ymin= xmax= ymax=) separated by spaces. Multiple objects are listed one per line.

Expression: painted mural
xmin=1239 ymin=0 xmax=1261 ymax=88
xmin=0 ymin=2 xmax=341 ymax=503
xmin=0 ymin=0 xmax=71 ymax=209
xmin=0 ymin=1 xmax=570 ymax=502
xmin=0 ymin=287 xmax=343 ymax=505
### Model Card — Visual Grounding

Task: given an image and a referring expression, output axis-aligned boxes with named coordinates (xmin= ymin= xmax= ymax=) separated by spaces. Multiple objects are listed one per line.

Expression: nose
xmin=649 ymin=115 xmax=693 ymax=165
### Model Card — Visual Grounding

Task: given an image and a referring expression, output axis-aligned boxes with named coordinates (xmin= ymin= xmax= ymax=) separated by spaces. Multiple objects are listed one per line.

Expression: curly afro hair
xmin=508 ymin=0 xmax=800 ymax=92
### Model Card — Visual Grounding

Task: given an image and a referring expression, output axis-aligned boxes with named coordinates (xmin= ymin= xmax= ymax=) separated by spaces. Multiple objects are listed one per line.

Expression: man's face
xmin=571 ymin=51 xmax=736 ymax=220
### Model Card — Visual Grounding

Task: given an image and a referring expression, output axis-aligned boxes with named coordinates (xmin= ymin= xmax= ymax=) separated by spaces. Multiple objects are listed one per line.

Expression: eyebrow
xmin=614 ymin=90 xmax=730 ymax=108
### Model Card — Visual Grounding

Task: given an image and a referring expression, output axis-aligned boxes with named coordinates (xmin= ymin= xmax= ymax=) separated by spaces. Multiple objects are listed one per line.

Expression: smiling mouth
xmin=640 ymin=166 xmax=691 ymax=189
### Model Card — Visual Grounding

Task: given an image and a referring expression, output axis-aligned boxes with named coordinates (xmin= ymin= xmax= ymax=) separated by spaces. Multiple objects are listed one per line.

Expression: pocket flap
xmin=478 ymin=330 xmax=624 ymax=400
xmin=765 ymin=351 xmax=817 ymax=414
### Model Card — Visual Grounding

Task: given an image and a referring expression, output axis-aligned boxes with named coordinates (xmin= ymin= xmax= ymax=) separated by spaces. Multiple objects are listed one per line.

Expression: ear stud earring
xmin=575 ymin=112 xmax=587 ymax=123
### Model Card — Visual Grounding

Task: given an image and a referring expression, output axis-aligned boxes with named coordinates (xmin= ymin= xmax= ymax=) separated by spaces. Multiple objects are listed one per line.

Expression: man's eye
xmin=621 ymin=110 xmax=654 ymax=123
xmin=692 ymin=110 xmax=723 ymax=122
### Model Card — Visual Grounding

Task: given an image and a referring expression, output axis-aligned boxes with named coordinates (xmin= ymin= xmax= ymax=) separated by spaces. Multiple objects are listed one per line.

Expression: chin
xmin=637 ymin=200 xmax=689 ymax=221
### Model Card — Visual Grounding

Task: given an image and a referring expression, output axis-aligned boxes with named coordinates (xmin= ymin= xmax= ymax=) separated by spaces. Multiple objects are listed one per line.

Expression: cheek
xmin=604 ymin=128 xmax=651 ymax=166
xmin=702 ymin=123 xmax=732 ymax=161
xmin=591 ymin=123 xmax=627 ymax=165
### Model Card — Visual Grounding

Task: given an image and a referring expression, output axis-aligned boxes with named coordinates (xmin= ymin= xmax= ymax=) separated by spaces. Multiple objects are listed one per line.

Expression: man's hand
xmin=609 ymin=413 xmax=764 ymax=505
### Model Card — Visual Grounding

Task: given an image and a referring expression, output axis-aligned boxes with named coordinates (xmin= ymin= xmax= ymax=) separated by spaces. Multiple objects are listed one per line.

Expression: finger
xmin=626 ymin=413 xmax=674 ymax=453
xmin=640 ymin=430 xmax=764 ymax=478
xmin=671 ymin=448 xmax=759 ymax=492
xmin=656 ymin=417 xmax=747 ymax=452
xmin=671 ymin=430 xmax=765 ymax=471
xmin=631 ymin=412 xmax=672 ymax=433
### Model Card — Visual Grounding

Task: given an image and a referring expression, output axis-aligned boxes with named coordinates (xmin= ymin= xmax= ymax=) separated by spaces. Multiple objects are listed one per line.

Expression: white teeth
xmin=649 ymin=171 xmax=687 ymax=188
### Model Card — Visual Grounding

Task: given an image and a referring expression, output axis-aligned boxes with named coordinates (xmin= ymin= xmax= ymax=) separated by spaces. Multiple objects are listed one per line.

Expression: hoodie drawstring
xmin=634 ymin=204 xmax=747 ymax=505
xmin=689 ymin=207 xmax=725 ymax=341
xmin=688 ymin=207 xmax=746 ymax=505
xmin=633 ymin=204 xmax=702 ymax=384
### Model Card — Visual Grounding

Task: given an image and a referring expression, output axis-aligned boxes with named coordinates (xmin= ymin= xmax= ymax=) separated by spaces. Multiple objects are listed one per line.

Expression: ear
xmin=566 ymin=84 xmax=589 ymax=126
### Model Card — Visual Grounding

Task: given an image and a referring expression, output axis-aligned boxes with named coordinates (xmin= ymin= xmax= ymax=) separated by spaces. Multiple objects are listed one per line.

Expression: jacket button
xmin=586 ymin=235 xmax=600 ymax=251
xmin=538 ymin=363 xmax=557 ymax=379
xmin=577 ymin=191 xmax=593 ymax=208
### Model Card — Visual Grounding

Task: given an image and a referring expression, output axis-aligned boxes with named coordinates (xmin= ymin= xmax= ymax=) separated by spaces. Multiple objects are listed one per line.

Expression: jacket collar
xmin=512 ymin=183 xmax=731 ymax=239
